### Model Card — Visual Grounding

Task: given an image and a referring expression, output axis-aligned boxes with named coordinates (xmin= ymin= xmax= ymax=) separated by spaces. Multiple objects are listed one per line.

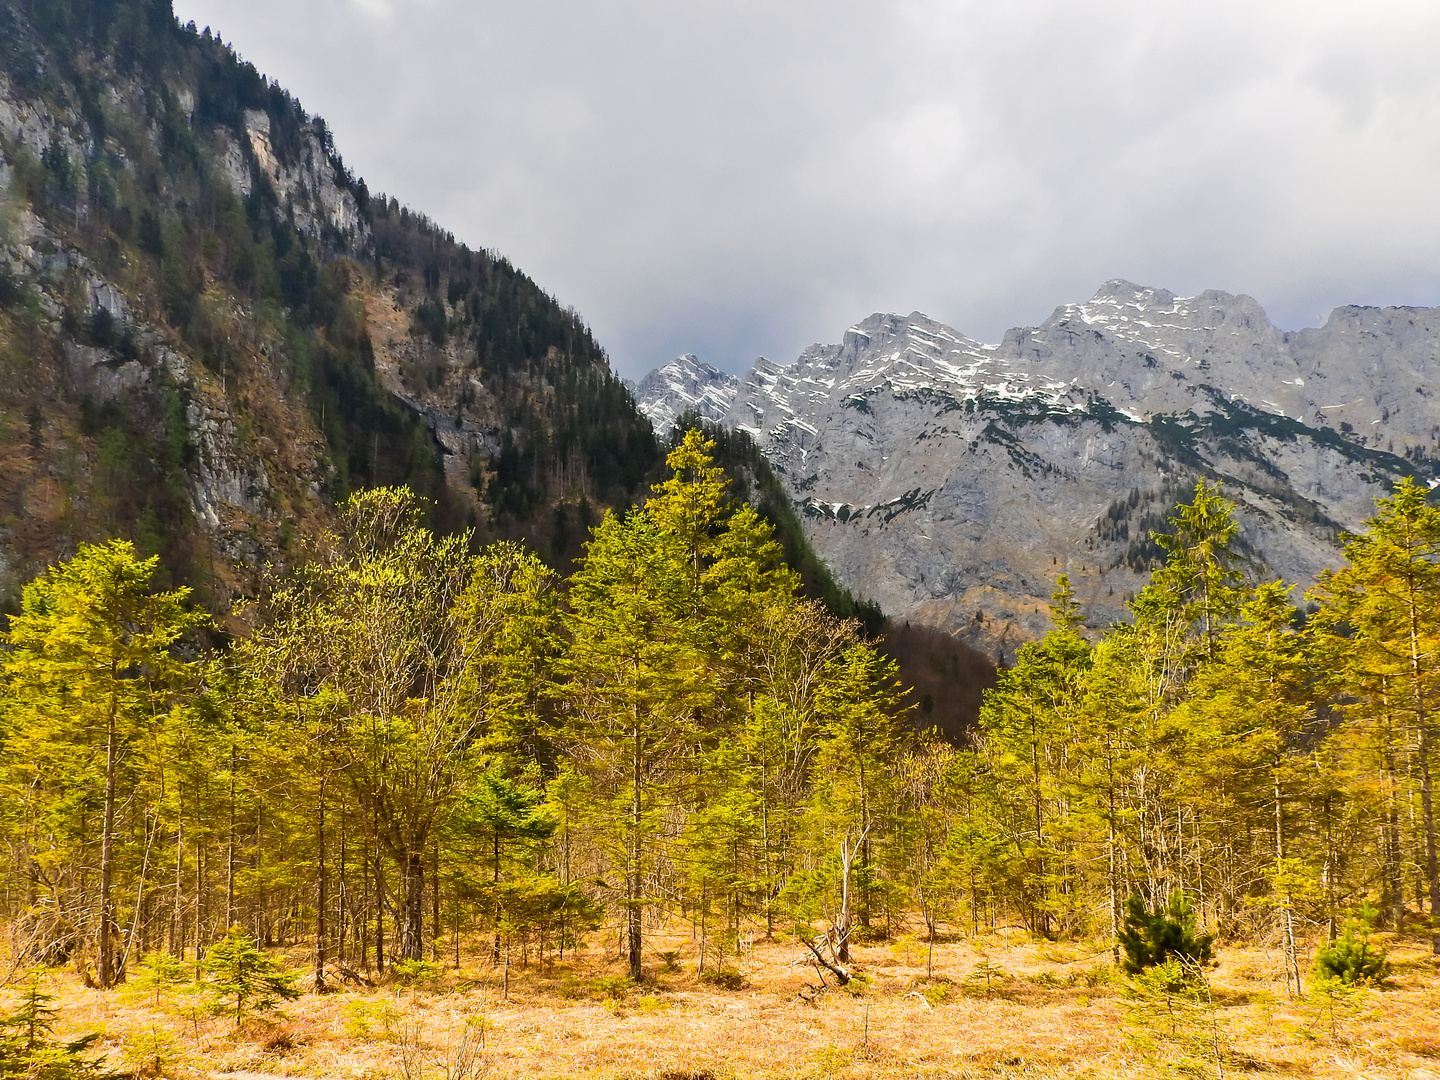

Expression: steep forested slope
xmin=0 ymin=0 xmax=659 ymax=610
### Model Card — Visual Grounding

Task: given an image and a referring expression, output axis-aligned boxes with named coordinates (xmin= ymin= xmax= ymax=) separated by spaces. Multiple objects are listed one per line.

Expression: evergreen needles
xmin=201 ymin=929 xmax=301 ymax=1028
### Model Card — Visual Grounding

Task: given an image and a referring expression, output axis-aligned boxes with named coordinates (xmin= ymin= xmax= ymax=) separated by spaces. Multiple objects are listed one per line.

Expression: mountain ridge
xmin=632 ymin=281 xmax=1440 ymax=653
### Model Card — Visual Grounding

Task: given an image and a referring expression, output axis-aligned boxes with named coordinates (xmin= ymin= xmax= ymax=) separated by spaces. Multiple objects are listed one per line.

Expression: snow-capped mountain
xmin=626 ymin=354 xmax=738 ymax=435
xmin=632 ymin=281 xmax=1440 ymax=654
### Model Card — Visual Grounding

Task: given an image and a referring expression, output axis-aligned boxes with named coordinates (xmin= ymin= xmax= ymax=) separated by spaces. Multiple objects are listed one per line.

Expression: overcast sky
xmin=173 ymin=0 xmax=1440 ymax=379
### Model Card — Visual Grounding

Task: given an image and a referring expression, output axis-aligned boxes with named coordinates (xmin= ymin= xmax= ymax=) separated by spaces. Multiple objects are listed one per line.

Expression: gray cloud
xmin=173 ymin=0 xmax=1440 ymax=377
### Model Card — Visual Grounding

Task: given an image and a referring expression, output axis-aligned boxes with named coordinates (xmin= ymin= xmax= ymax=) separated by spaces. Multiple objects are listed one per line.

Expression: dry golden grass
xmin=13 ymin=922 xmax=1440 ymax=1080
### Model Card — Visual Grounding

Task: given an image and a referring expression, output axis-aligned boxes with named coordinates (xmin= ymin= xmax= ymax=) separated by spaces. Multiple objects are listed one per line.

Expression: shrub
xmin=591 ymin=974 xmax=632 ymax=1000
xmin=1081 ymin=962 xmax=1117 ymax=988
xmin=920 ymin=982 xmax=951 ymax=1006
xmin=699 ymin=967 xmax=746 ymax=991
xmin=392 ymin=958 xmax=443 ymax=987
xmin=1117 ymin=892 xmax=1215 ymax=976
xmin=1312 ymin=909 xmax=1390 ymax=987
xmin=342 ymin=999 xmax=400 ymax=1040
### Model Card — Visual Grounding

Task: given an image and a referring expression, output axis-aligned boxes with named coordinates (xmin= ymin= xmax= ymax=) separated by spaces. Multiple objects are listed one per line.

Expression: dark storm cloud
xmin=173 ymin=0 xmax=1440 ymax=377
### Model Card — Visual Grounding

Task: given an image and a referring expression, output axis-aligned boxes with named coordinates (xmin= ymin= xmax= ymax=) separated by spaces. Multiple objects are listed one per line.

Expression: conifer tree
xmin=1151 ymin=478 xmax=1245 ymax=654
xmin=975 ymin=579 xmax=1092 ymax=938
xmin=201 ymin=928 xmax=300 ymax=1028
xmin=1 ymin=540 xmax=205 ymax=988
xmin=557 ymin=508 xmax=706 ymax=980
xmin=805 ymin=644 xmax=909 ymax=959
xmin=1311 ymin=478 xmax=1440 ymax=954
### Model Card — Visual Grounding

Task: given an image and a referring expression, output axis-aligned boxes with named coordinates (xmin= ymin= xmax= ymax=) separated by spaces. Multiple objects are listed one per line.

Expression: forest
xmin=0 ymin=431 xmax=1438 ymax=1077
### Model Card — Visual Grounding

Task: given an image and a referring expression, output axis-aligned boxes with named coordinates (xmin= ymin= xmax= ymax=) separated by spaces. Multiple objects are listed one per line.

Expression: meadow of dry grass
xmin=12 ymin=922 xmax=1440 ymax=1080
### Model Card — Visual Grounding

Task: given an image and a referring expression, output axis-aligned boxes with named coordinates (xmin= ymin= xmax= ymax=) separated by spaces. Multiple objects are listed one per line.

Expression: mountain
xmin=625 ymin=354 xmax=738 ymax=435
xmin=632 ymin=281 xmax=1440 ymax=655
xmin=0 ymin=0 xmax=659 ymax=609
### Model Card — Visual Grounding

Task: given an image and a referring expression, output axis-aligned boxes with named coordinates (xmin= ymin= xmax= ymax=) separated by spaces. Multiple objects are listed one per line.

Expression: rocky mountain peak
xmin=626 ymin=354 xmax=738 ymax=434
xmin=631 ymin=281 xmax=1440 ymax=655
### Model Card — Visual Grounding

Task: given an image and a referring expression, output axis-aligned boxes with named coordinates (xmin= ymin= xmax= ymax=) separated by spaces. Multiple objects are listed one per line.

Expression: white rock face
xmin=627 ymin=354 xmax=739 ymax=435
xmin=633 ymin=283 xmax=1440 ymax=655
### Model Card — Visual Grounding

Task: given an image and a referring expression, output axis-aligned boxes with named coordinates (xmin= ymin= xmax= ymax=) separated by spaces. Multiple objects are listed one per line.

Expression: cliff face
xmin=634 ymin=283 xmax=1440 ymax=655
xmin=0 ymin=0 xmax=657 ymax=609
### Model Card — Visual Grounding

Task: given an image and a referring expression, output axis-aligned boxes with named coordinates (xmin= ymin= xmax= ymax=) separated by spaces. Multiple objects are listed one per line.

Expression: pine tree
xmin=0 ymin=976 xmax=112 ymax=1078
xmin=975 ymin=586 xmax=1092 ymax=939
xmin=1117 ymin=891 xmax=1215 ymax=976
xmin=805 ymin=644 xmax=910 ymax=959
xmin=1150 ymin=478 xmax=1245 ymax=654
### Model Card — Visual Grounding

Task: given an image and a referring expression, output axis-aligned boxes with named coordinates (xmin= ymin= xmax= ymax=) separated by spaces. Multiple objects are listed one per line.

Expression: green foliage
xmin=341 ymin=999 xmax=401 ymax=1040
xmin=591 ymin=974 xmax=632 ymax=1000
xmin=0 ymin=540 xmax=205 ymax=981
xmin=1311 ymin=910 xmax=1391 ymax=987
xmin=131 ymin=951 xmax=193 ymax=1008
xmin=1 ymin=417 xmax=1437 ymax=1059
xmin=964 ymin=956 xmax=1008 ymax=995
xmin=0 ymin=976 xmax=114 ymax=1079
xmin=200 ymin=928 xmax=300 ymax=1027
xmin=1118 ymin=893 xmax=1215 ymax=977
xmin=666 ymin=414 xmax=882 ymax=633
xmin=1122 ymin=957 xmax=1230 ymax=1076
xmin=392 ymin=958 xmax=443 ymax=987
xmin=698 ymin=967 xmax=746 ymax=990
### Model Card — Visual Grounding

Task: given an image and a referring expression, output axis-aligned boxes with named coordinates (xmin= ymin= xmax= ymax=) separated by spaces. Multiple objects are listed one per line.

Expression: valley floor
xmin=15 ymin=926 xmax=1440 ymax=1080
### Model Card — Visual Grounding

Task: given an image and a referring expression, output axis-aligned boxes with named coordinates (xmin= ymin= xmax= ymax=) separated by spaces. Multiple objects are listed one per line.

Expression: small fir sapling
xmin=0 ymin=976 xmax=112 ymax=1079
xmin=201 ymin=929 xmax=301 ymax=1028
xmin=1117 ymin=892 xmax=1216 ymax=979
xmin=1311 ymin=905 xmax=1391 ymax=987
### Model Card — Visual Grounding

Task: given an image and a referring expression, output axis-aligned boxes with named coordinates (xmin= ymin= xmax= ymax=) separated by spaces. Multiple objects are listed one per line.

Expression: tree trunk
xmin=837 ymin=833 xmax=858 ymax=964
xmin=226 ymin=744 xmax=236 ymax=930
xmin=171 ymin=820 xmax=184 ymax=958
xmin=315 ymin=778 xmax=328 ymax=992
xmin=431 ymin=839 xmax=440 ymax=963
xmin=98 ymin=675 xmax=119 ymax=989
xmin=1382 ymin=690 xmax=1405 ymax=930
xmin=399 ymin=848 xmax=425 ymax=962
xmin=1406 ymin=581 xmax=1440 ymax=955
xmin=338 ymin=807 xmax=347 ymax=969
xmin=1419 ymin=727 xmax=1439 ymax=954
xmin=374 ymin=845 xmax=385 ymax=975
xmin=492 ymin=832 xmax=502 ymax=964
xmin=1275 ymin=765 xmax=1302 ymax=997
xmin=627 ymin=715 xmax=644 ymax=982
xmin=193 ymin=825 xmax=205 ymax=973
